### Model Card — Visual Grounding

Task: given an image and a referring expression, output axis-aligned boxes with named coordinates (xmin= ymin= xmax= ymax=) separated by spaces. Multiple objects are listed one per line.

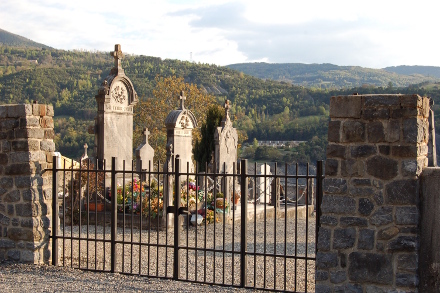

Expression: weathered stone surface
xmin=0 ymin=213 xmax=10 ymax=225
xmin=7 ymin=228 xmax=34 ymax=241
xmin=0 ymin=119 xmax=19 ymax=131
xmin=315 ymin=270 xmax=329 ymax=281
xmin=342 ymin=121 xmax=365 ymax=142
xmin=40 ymin=140 xmax=55 ymax=152
xmin=403 ymin=118 xmax=425 ymax=144
xmin=325 ymin=159 xmax=338 ymax=176
xmin=391 ymin=107 xmax=418 ymax=119
xmin=330 ymin=96 xmax=362 ymax=118
xmin=334 ymin=284 xmax=363 ymax=293
xmin=388 ymin=236 xmax=418 ymax=252
xmin=318 ymin=227 xmax=331 ymax=251
xmin=348 ymin=252 xmax=393 ymax=284
xmin=330 ymin=270 xmax=347 ymax=284
xmin=321 ymin=195 xmax=356 ymax=214
xmin=396 ymin=206 xmax=418 ymax=225
xmin=5 ymin=163 xmax=32 ymax=175
xmin=401 ymin=159 xmax=424 ymax=177
xmin=349 ymin=187 xmax=374 ymax=197
xmin=15 ymin=203 xmax=33 ymax=217
xmin=351 ymin=145 xmax=376 ymax=158
xmin=358 ymin=198 xmax=374 ymax=216
xmin=0 ymin=177 xmax=13 ymax=188
xmin=397 ymin=254 xmax=417 ymax=272
xmin=367 ymin=121 xmax=385 ymax=143
xmin=358 ymin=229 xmax=375 ymax=250
xmin=341 ymin=159 xmax=364 ymax=177
xmin=363 ymin=109 xmax=389 ymax=120
xmin=6 ymin=250 xmax=20 ymax=261
xmin=0 ymin=239 xmax=15 ymax=248
xmin=373 ymin=191 xmax=384 ymax=206
xmin=321 ymin=215 xmax=338 ymax=226
xmin=3 ymin=190 xmax=20 ymax=202
xmin=366 ymin=156 xmax=398 ymax=180
xmin=333 ymin=228 xmax=356 ymax=249
xmin=378 ymin=226 xmax=399 ymax=240
xmin=326 ymin=144 xmax=346 ymax=159
xmin=391 ymin=145 xmax=418 ymax=158
xmin=340 ymin=217 xmax=368 ymax=227
xmin=315 ymin=284 xmax=331 ymax=293
xmin=328 ymin=121 xmax=341 ymax=142
xmin=364 ymin=95 xmax=400 ymax=107
xmin=316 ymin=252 xmax=338 ymax=269
xmin=400 ymin=95 xmax=422 ymax=108
xmin=385 ymin=179 xmax=418 ymax=205
xmin=378 ymin=145 xmax=390 ymax=155
xmin=365 ymin=286 xmax=386 ymax=293
xmin=351 ymin=178 xmax=371 ymax=186
xmin=384 ymin=120 xmax=400 ymax=142
xmin=15 ymin=128 xmax=44 ymax=139
xmin=324 ymin=179 xmax=347 ymax=194
xmin=396 ymin=273 xmax=418 ymax=288
xmin=340 ymin=253 xmax=347 ymax=268
xmin=370 ymin=207 xmax=393 ymax=226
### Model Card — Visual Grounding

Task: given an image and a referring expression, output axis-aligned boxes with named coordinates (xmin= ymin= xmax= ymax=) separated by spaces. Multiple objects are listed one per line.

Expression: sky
xmin=1 ymin=0 xmax=439 ymax=68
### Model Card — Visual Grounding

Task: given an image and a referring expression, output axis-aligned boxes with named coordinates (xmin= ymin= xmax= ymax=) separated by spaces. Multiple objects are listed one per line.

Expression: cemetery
xmin=1 ymin=44 xmax=439 ymax=292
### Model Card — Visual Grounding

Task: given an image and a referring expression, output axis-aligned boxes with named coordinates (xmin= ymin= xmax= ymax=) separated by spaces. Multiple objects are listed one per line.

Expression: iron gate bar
xmin=294 ymin=163 xmax=298 ymax=291
xmin=305 ymin=163 xmax=309 ymax=292
xmin=173 ymin=157 xmax=181 ymax=280
xmin=284 ymin=162 xmax=288 ymax=291
xmin=52 ymin=156 xmax=59 ymax=266
xmin=240 ymin=159 xmax=247 ymax=287
xmin=111 ymin=157 xmax=117 ymax=273
xmin=253 ymin=161 xmax=256 ymax=288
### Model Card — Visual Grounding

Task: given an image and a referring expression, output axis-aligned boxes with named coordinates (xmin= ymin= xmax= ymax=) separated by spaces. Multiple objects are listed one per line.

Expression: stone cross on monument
xmin=81 ymin=143 xmax=88 ymax=161
xmin=143 ymin=128 xmax=150 ymax=144
xmin=224 ymin=99 xmax=231 ymax=121
xmin=111 ymin=44 xmax=124 ymax=70
xmin=179 ymin=91 xmax=186 ymax=110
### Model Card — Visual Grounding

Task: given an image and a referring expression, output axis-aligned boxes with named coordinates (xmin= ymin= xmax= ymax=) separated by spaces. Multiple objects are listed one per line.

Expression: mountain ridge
xmin=0 ymin=28 xmax=51 ymax=49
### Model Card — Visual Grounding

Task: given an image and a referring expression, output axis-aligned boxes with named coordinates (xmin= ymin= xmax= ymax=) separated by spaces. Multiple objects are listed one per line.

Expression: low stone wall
xmin=0 ymin=104 xmax=54 ymax=264
xmin=317 ymin=94 xmax=429 ymax=292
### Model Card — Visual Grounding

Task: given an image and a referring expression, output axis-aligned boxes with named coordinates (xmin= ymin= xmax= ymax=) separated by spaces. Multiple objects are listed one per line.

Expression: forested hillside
xmin=227 ymin=62 xmax=440 ymax=89
xmin=384 ymin=66 xmax=440 ymax=79
xmin=1 ymin=42 xmax=439 ymax=164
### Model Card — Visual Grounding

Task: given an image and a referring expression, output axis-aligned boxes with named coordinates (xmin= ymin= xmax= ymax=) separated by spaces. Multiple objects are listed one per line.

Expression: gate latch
xmin=166 ymin=206 xmax=190 ymax=215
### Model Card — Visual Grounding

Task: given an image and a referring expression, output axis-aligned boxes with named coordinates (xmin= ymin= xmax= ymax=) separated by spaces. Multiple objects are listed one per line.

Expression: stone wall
xmin=317 ymin=94 xmax=429 ymax=292
xmin=0 ymin=104 xmax=54 ymax=263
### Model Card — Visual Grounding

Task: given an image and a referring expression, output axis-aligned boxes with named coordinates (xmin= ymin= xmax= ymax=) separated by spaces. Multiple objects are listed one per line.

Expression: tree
xmin=134 ymin=75 xmax=216 ymax=163
xmin=193 ymin=105 xmax=224 ymax=171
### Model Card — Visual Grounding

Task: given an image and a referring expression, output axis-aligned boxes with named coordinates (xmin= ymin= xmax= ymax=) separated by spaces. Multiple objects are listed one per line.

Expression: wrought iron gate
xmin=51 ymin=156 xmax=323 ymax=292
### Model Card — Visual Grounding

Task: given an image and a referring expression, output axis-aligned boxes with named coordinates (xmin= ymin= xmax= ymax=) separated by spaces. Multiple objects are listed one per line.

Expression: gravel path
xmin=0 ymin=217 xmax=316 ymax=292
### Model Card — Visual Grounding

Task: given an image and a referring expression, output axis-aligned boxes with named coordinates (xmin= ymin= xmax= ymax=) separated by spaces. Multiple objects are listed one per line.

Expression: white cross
xmin=111 ymin=44 xmax=124 ymax=68
xmin=143 ymin=128 xmax=150 ymax=144
xmin=179 ymin=91 xmax=186 ymax=109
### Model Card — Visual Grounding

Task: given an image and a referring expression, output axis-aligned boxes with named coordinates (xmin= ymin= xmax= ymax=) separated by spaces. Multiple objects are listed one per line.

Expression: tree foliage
xmin=193 ymin=105 xmax=224 ymax=171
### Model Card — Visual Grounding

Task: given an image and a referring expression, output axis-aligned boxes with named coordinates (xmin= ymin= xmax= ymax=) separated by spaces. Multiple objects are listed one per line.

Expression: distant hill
xmin=227 ymin=62 xmax=440 ymax=89
xmin=0 ymin=28 xmax=51 ymax=49
xmin=384 ymin=65 xmax=440 ymax=79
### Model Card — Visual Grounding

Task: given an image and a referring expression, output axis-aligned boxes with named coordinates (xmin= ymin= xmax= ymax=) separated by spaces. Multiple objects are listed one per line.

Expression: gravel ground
xmin=0 ymin=217 xmax=316 ymax=292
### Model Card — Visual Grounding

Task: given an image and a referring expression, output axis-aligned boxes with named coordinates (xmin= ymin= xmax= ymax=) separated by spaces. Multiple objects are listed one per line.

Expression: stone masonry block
xmin=325 ymin=159 xmax=338 ymax=176
xmin=316 ymin=252 xmax=338 ymax=269
xmin=7 ymin=104 xmax=32 ymax=118
xmin=385 ymin=179 xmax=418 ymax=205
xmin=366 ymin=156 xmax=398 ymax=180
xmin=363 ymin=108 xmax=390 ymax=120
xmin=321 ymin=215 xmax=338 ymax=226
xmin=391 ymin=145 xmax=417 ymax=158
xmin=0 ymin=119 xmax=19 ymax=131
xmin=40 ymin=140 xmax=55 ymax=152
xmin=15 ymin=128 xmax=44 ymax=139
xmin=5 ymin=163 xmax=32 ymax=175
xmin=364 ymin=95 xmax=400 ymax=107
xmin=0 ymin=106 xmax=7 ymax=118
xmin=351 ymin=179 xmax=371 ymax=186
xmin=351 ymin=145 xmax=376 ymax=158
xmin=46 ymin=105 xmax=54 ymax=116
xmin=377 ymin=226 xmax=399 ymax=240
xmin=391 ymin=107 xmax=419 ymax=119
xmin=358 ymin=229 xmax=375 ymax=250
xmin=397 ymin=254 xmax=418 ymax=272
xmin=32 ymin=103 xmax=40 ymax=116
xmin=384 ymin=120 xmax=400 ymax=142
xmin=39 ymin=117 xmax=54 ymax=128
xmin=341 ymin=159 xmax=364 ymax=177
xmin=340 ymin=217 xmax=368 ymax=227
xmin=20 ymin=117 xmax=40 ymax=128
xmin=349 ymin=186 xmax=374 ymax=197
xmin=403 ymin=118 xmax=425 ymax=144
xmin=348 ymin=252 xmax=393 ymax=285
xmin=396 ymin=206 xmax=419 ymax=225
xmin=330 ymin=270 xmax=347 ymax=284
xmin=317 ymin=227 xmax=331 ymax=251
xmin=324 ymin=178 xmax=347 ymax=194
xmin=370 ymin=207 xmax=393 ymax=226
xmin=333 ymin=228 xmax=356 ymax=249
xmin=367 ymin=121 xmax=385 ymax=143
xmin=358 ymin=198 xmax=374 ymax=216
xmin=400 ymin=95 xmax=422 ymax=108
xmin=330 ymin=96 xmax=362 ymax=118
xmin=39 ymin=105 xmax=46 ymax=116
xmin=7 ymin=228 xmax=34 ymax=241
xmin=388 ymin=236 xmax=418 ymax=252
xmin=396 ymin=273 xmax=418 ymax=288
xmin=315 ymin=270 xmax=329 ymax=281
xmin=342 ymin=121 xmax=365 ymax=142
xmin=44 ymin=129 xmax=55 ymax=139
xmin=328 ymin=121 xmax=341 ymax=142
xmin=321 ymin=195 xmax=356 ymax=214
xmin=326 ymin=144 xmax=346 ymax=159
xmin=0 ymin=153 xmax=8 ymax=165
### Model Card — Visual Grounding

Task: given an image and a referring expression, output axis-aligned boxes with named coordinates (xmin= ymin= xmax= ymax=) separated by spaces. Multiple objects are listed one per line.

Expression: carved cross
xmin=179 ymin=91 xmax=186 ymax=109
xmin=83 ymin=143 xmax=88 ymax=157
xmin=143 ymin=128 xmax=150 ymax=144
xmin=224 ymin=99 xmax=231 ymax=120
xmin=111 ymin=44 xmax=124 ymax=69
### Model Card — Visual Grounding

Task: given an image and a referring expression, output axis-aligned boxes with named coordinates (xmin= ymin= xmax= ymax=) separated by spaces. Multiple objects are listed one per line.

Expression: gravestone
xmin=94 ymin=44 xmax=138 ymax=171
xmin=258 ymin=164 xmax=272 ymax=203
xmin=135 ymin=128 xmax=154 ymax=174
xmin=164 ymin=91 xmax=197 ymax=173
xmin=214 ymin=99 xmax=238 ymax=205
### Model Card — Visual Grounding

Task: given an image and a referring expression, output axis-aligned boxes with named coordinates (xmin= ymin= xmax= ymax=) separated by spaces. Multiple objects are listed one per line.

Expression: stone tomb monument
xmin=135 ymin=128 xmax=154 ymax=174
xmin=214 ymin=99 xmax=238 ymax=205
xmin=94 ymin=44 xmax=138 ymax=171
xmin=164 ymin=91 xmax=197 ymax=173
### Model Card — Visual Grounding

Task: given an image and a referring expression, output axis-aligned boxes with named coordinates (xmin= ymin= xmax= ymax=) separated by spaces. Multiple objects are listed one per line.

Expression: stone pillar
xmin=0 ymin=103 xmax=55 ymax=264
xmin=317 ymin=94 xmax=429 ymax=292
